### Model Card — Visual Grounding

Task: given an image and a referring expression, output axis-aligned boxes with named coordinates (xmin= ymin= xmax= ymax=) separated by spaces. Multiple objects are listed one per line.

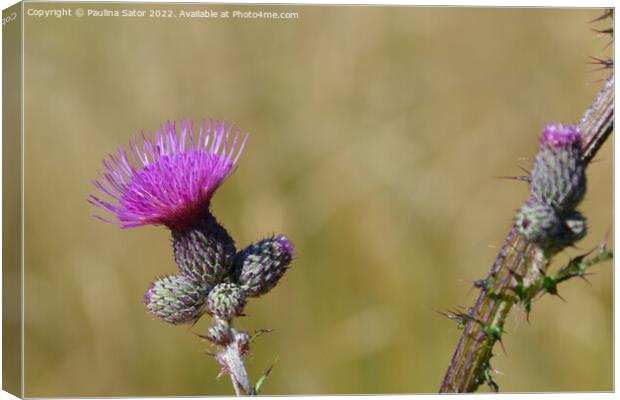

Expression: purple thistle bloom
xmin=88 ymin=119 xmax=248 ymax=230
xmin=540 ymin=123 xmax=581 ymax=148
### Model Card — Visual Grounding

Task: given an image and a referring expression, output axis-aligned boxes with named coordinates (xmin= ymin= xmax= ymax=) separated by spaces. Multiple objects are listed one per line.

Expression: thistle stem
xmin=438 ymin=73 xmax=613 ymax=393
xmin=580 ymin=75 xmax=614 ymax=163
xmin=218 ymin=327 xmax=252 ymax=396
xmin=228 ymin=370 xmax=243 ymax=396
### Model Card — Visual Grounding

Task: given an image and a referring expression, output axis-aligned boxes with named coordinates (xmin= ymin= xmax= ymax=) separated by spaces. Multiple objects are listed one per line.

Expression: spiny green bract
xmin=144 ymin=274 xmax=209 ymax=325
xmin=207 ymin=283 xmax=247 ymax=320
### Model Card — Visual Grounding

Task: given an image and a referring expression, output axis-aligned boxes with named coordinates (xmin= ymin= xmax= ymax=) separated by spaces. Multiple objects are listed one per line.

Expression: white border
xmin=0 ymin=1 xmax=615 ymax=400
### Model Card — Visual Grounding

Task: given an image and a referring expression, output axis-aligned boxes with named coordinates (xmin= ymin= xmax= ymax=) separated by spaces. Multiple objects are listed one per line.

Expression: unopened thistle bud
xmin=144 ymin=275 xmax=209 ymax=325
xmin=516 ymin=202 xmax=587 ymax=250
xmin=172 ymin=215 xmax=236 ymax=286
xmin=515 ymin=202 xmax=562 ymax=246
xmin=206 ymin=318 xmax=232 ymax=345
xmin=207 ymin=283 xmax=247 ymax=320
xmin=530 ymin=124 xmax=586 ymax=212
xmin=234 ymin=235 xmax=295 ymax=297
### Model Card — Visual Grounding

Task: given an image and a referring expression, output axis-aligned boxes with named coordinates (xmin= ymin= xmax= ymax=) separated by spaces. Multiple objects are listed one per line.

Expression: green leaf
xmin=253 ymin=361 xmax=276 ymax=395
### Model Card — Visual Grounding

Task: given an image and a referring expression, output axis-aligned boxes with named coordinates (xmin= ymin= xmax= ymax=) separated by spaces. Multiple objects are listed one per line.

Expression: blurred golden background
xmin=20 ymin=5 xmax=612 ymax=396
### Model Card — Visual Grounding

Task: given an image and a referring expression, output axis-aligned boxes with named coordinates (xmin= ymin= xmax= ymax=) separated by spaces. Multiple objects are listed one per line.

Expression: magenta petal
xmin=89 ymin=118 xmax=249 ymax=229
xmin=540 ymin=124 xmax=581 ymax=148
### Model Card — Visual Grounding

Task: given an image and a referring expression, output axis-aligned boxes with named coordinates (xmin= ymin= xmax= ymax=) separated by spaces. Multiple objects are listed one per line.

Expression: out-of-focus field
xmin=20 ymin=5 xmax=612 ymax=396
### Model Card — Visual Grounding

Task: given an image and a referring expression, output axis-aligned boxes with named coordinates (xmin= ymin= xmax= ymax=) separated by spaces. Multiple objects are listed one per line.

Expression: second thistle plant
xmin=89 ymin=118 xmax=295 ymax=395
xmin=439 ymin=11 xmax=613 ymax=392
xmin=440 ymin=38 xmax=613 ymax=395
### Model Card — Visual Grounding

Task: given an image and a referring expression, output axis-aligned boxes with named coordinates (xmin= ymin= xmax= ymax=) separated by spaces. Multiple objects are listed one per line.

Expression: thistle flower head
xmin=88 ymin=119 xmax=248 ymax=230
xmin=234 ymin=235 xmax=295 ymax=297
xmin=172 ymin=215 xmax=236 ymax=286
xmin=144 ymin=274 xmax=209 ymax=325
xmin=515 ymin=200 xmax=587 ymax=250
xmin=207 ymin=283 xmax=247 ymax=320
xmin=530 ymin=123 xmax=586 ymax=212
xmin=515 ymin=201 xmax=562 ymax=246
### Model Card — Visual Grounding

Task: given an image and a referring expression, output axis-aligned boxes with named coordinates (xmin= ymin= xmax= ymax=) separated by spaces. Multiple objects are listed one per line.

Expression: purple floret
xmin=88 ymin=119 xmax=248 ymax=229
xmin=274 ymin=235 xmax=295 ymax=261
xmin=540 ymin=124 xmax=581 ymax=148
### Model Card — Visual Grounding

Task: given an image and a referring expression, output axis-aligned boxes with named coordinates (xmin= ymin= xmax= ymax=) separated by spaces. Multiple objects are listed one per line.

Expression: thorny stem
xmin=580 ymin=75 xmax=614 ymax=163
xmin=217 ymin=327 xmax=252 ymax=396
xmin=439 ymin=74 xmax=614 ymax=393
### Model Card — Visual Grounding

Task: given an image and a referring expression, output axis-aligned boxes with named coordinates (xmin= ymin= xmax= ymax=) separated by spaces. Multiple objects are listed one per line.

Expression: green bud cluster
xmin=144 ymin=211 xmax=295 ymax=349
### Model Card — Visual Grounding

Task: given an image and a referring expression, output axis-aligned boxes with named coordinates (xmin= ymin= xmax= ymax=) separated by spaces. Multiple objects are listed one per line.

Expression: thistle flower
xmin=88 ymin=119 xmax=248 ymax=230
xmin=515 ymin=124 xmax=588 ymax=250
xmin=207 ymin=283 xmax=247 ymax=320
xmin=88 ymin=119 xmax=247 ymax=283
xmin=172 ymin=215 xmax=236 ymax=286
xmin=530 ymin=123 xmax=586 ymax=212
xmin=144 ymin=274 xmax=209 ymax=325
xmin=234 ymin=235 xmax=295 ymax=297
xmin=515 ymin=201 xmax=562 ymax=246
xmin=515 ymin=201 xmax=587 ymax=250
xmin=89 ymin=118 xmax=295 ymax=395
